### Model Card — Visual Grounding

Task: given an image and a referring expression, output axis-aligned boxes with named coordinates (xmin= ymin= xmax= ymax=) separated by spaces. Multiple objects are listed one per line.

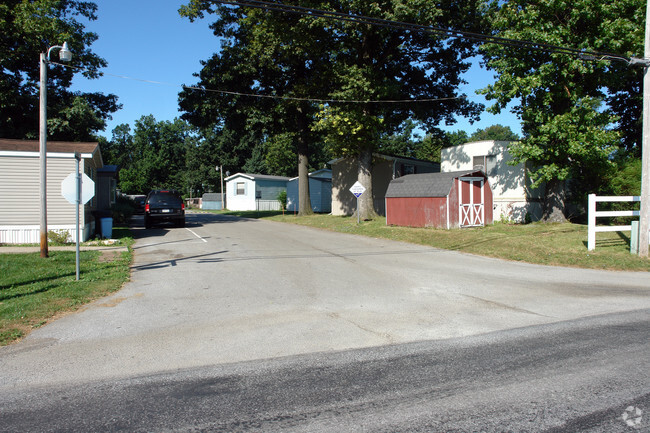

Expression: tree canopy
xmin=103 ymin=116 xmax=196 ymax=194
xmin=180 ymin=0 xmax=485 ymax=219
xmin=0 ymin=0 xmax=120 ymax=140
xmin=480 ymin=0 xmax=644 ymax=221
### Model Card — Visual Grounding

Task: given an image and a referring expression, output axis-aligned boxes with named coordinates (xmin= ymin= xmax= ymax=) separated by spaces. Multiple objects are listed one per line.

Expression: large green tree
xmin=180 ymin=1 xmax=333 ymax=215
xmin=469 ymin=124 xmax=520 ymax=142
xmin=310 ymin=0 xmax=485 ymax=219
xmin=480 ymin=0 xmax=644 ymax=221
xmin=181 ymin=0 xmax=484 ymax=219
xmin=0 ymin=0 xmax=120 ymax=140
xmin=107 ymin=116 xmax=196 ymax=194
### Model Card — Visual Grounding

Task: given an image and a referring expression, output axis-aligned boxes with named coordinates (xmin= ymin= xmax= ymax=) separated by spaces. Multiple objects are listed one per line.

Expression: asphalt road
xmin=1 ymin=310 xmax=648 ymax=432
xmin=1 ymin=212 xmax=649 ymax=431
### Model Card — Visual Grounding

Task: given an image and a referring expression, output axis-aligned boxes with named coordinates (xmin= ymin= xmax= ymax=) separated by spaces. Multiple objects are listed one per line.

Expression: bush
xmin=111 ymin=195 xmax=136 ymax=224
xmin=277 ymin=190 xmax=288 ymax=210
xmin=48 ymin=229 xmax=71 ymax=245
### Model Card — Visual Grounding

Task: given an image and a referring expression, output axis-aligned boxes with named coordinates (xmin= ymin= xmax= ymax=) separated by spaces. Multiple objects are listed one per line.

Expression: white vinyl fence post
xmin=588 ymin=194 xmax=596 ymax=251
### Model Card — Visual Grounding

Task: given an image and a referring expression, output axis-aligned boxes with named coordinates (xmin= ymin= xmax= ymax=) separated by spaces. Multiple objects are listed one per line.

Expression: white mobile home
xmin=0 ymin=138 xmax=104 ymax=243
xmin=225 ymin=173 xmax=289 ymax=211
xmin=441 ymin=140 xmax=543 ymax=222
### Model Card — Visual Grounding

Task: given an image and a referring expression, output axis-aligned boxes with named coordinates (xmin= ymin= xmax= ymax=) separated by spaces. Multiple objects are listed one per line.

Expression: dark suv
xmin=144 ymin=190 xmax=185 ymax=228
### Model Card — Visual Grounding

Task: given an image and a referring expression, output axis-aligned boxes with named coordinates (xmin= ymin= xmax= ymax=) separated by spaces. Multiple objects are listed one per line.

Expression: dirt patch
xmin=98 ymin=249 xmax=122 ymax=262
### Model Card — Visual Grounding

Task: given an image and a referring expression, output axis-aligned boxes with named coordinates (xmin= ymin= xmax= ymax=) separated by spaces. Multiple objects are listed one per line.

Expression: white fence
xmin=255 ymin=199 xmax=282 ymax=211
xmin=587 ymin=194 xmax=640 ymax=251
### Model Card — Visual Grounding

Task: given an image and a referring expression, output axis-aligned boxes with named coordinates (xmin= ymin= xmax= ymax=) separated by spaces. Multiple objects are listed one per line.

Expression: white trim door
xmin=459 ymin=177 xmax=485 ymax=227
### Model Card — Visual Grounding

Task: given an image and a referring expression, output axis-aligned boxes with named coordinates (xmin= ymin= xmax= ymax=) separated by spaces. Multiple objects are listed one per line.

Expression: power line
xmin=210 ymin=0 xmax=635 ymax=63
xmin=51 ymin=61 xmax=466 ymax=104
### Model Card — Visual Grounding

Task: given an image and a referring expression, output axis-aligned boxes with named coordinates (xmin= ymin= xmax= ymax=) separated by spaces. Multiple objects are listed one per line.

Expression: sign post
xmin=349 ymin=181 xmax=366 ymax=224
xmin=61 ymin=158 xmax=95 ymax=280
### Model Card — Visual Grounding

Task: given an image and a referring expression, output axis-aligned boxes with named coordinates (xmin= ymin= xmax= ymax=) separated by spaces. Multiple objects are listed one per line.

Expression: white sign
xmin=61 ymin=172 xmax=95 ymax=205
xmin=349 ymin=181 xmax=366 ymax=198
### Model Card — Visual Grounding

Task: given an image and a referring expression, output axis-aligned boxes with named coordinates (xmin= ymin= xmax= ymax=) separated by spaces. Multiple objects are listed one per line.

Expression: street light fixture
xmin=40 ymin=41 xmax=73 ymax=258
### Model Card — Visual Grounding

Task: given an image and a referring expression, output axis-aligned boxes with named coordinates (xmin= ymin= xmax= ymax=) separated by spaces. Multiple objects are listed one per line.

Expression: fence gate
xmin=459 ymin=177 xmax=485 ymax=227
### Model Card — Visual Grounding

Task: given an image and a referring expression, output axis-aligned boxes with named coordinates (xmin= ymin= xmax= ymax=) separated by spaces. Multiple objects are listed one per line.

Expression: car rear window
xmin=148 ymin=193 xmax=182 ymax=206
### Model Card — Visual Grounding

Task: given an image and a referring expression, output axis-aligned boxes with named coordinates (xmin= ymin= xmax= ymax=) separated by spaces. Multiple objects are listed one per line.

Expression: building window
xmin=473 ymin=155 xmax=496 ymax=176
xmin=402 ymin=164 xmax=415 ymax=175
xmin=236 ymin=182 xmax=245 ymax=195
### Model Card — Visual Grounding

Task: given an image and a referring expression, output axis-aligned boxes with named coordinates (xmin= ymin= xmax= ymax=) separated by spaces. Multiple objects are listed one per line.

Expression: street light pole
xmin=39 ymin=42 xmax=72 ymax=258
xmin=639 ymin=0 xmax=650 ymax=257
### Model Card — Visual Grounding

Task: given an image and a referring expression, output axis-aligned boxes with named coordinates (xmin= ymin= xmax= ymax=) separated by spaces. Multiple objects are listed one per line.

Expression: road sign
xmin=350 ymin=181 xmax=366 ymax=198
xmin=61 ymin=172 xmax=95 ymax=204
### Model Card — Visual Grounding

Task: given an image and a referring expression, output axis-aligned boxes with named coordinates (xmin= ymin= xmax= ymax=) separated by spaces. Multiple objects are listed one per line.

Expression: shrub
xmin=277 ymin=190 xmax=288 ymax=210
xmin=48 ymin=229 xmax=71 ymax=245
xmin=111 ymin=195 xmax=136 ymax=224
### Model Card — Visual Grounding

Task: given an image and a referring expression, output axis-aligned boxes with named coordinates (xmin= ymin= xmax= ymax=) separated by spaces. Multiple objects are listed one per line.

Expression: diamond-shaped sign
xmin=61 ymin=172 xmax=95 ymax=205
xmin=350 ymin=181 xmax=366 ymax=198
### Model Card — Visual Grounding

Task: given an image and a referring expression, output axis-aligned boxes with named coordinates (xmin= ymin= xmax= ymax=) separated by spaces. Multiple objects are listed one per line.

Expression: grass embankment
xmin=216 ymin=210 xmax=650 ymax=272
xmin=0 ymin=228 xmax=133 ymax=345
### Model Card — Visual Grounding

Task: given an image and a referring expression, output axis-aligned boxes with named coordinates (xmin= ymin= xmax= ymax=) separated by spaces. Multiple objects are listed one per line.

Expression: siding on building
xmin=225 ymin=173 xmax=289 ymax=211
xmin=441 ymin=140 xmax=543 ymax=222
xmin=330 ymin=154 xmax=440 ymax=216
xmin=0 ymin=139 xmax=101 ymax=243
xmin=286 ymin=169 xmax=332 ymax=213
xmin=385 ymin=171 xmax=493 ymax=229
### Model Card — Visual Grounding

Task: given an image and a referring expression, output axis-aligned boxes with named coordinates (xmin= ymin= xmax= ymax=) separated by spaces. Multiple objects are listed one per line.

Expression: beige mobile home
xmin=0 ymin=138 xmax=103 ymax=243
xmin=329 ymin=154 xmax=440 ymax=216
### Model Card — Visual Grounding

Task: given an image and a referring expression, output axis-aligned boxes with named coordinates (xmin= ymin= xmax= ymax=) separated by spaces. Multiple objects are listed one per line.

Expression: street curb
xmin=0 ymin=246 xmax=129 ymax=254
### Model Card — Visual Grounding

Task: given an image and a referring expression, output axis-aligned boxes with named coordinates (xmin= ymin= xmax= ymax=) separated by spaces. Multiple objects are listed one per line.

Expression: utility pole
xmin=640 ymin=0 xmax=650 ymax=257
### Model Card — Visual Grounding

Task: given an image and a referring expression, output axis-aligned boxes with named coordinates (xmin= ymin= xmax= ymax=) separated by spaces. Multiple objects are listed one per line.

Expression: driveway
xmin=1 ymin=212 xmax=650 ymax=389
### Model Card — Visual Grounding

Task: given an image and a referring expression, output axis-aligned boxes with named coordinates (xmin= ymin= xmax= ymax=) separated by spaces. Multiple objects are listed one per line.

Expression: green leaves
xmin=480 ymin=0 xmax=643 ymax=216
xmin=0 ymin=0 xmax=118 ymax=140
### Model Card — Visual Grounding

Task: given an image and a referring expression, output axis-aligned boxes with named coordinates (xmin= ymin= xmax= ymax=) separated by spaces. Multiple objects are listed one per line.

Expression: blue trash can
xmin=100 ymin=217 xmax=113 ymax=239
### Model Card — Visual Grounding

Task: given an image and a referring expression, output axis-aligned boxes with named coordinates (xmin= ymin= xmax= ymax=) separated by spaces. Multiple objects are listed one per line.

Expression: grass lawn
xmin=0 ymin=228 xmax=133 ymax=346
xmin=216 ymin=210 xmax=650 ymax=272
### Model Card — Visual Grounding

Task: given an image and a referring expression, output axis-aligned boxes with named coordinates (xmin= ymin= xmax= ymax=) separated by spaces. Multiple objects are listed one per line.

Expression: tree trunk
xmin=542 ymin=178 xmax=567 ymax=222
xmin=357 ymin=147 xmax=377 ymax=220
xmin=296 ymin=105 xmax=313 ymax=216
xmin=298 ymin=152 xmax=312 ymax=215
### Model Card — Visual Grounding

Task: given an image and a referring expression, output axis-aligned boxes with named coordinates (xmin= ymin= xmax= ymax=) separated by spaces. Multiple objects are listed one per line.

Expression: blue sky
xmin=71 ymin=0 xmax=522 ymax=139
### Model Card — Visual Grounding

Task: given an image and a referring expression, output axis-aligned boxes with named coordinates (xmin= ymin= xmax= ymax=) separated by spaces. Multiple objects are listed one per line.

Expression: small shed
xmin=225 ymin=173 xmax=289 ymax=211
xmin=286 ymin=169 xmax=332 ymax=213
xmin=201 ymin=193 xmax=223 ymax=210
xmin=385 ymin=170 xmax=493 ymax=229
xmin=329 ymin=153 xmax=440 ymax=216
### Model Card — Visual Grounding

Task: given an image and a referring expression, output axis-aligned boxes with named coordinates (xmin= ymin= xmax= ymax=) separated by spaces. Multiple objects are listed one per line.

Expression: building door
xmin=459 ymin=177 xmax=485 ymax=227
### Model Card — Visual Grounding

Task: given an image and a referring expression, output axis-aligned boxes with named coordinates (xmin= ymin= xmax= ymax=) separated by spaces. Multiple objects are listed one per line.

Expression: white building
xmin=225 ymin=173 xmax=289 ymax=211
xmin=441 ymin=140 xmax=543 ymax=222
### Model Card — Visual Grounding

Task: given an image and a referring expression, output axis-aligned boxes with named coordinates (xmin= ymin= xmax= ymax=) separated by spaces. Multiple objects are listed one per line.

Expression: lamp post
xmin=39 ymin=42 xmax=72 ymax=258
xmin=216 ymin=165 xmax=226 ymax=210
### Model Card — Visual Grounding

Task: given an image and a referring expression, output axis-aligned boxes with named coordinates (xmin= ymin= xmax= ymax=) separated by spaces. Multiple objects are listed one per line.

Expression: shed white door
xmin=459 ymin=177 xmax=485 ymax=227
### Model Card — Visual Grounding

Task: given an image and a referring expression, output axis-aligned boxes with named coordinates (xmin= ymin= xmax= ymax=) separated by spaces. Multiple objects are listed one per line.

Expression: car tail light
xmin=181 ymin=203 xmax=185 ymax=210
xmin=145 ymin=204 xmax=150 ymax=212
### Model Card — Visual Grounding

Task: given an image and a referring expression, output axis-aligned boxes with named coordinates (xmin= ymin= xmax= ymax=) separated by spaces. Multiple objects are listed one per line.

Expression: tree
xmin=112 ymin=116 xmax=195 ymax=194
xmin=309 ymin=0 xmax=485 ymax=219
xmin=0 ymin=0 xmax=120 ymax=140
xmin=181 ymin=0 xmax=484 ymax=220
xmin=446 ymin=130 xmax=470 ymax=147
xmin=480 ymin=0 xmax=644 ymax=221
xmin=180 ymin=1 xmax=333 ymax=215
xmin=469 ymin=124 xmax=520 ymax=142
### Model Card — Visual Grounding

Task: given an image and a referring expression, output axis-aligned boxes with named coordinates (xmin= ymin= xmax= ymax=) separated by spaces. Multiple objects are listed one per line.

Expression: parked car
xmin=133 ymin=195 xmax=146 ymax=214
xmin=144 ymin=190 xmax=185 ymax=228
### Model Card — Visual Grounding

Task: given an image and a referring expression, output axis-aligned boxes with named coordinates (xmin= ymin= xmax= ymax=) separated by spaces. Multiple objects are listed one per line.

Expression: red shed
xmin=385 ymin=170 xmax=493 ymax=229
